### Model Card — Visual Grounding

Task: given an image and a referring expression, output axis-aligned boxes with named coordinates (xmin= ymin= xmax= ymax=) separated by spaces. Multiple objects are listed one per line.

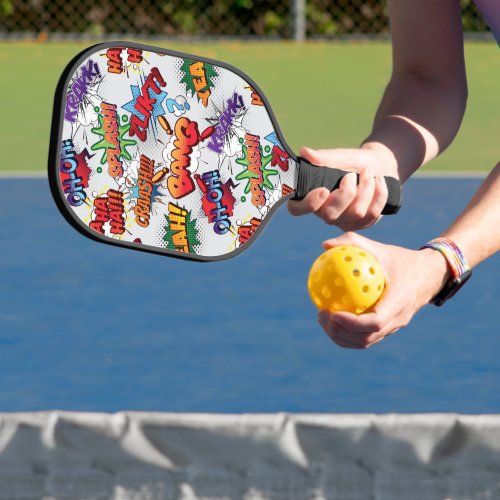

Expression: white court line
xmin=0 ymin=170 xmax=489 ymax=179
xmin=0 ymin=171 xmax=47 ymax=178
xmin=414 ymin=170 xmax=487 ymax=178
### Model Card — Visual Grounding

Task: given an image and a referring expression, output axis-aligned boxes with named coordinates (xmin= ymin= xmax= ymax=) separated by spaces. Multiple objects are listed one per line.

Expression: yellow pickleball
xmin=308 ymin=245 xmax=385 ymax=314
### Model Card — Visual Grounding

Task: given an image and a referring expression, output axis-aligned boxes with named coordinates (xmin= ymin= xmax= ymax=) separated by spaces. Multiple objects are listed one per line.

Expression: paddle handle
xmin=293 ymin=157 xmax=402 ymax=215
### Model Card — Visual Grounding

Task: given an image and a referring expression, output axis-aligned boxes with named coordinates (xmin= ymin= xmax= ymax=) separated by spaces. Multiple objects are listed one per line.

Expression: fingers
xmin=332 ymin=311 xmax=386 ymax=334
xmin=367 ymin=175 xmax=389 ymax=221
xmin=318 ymin=307 xmax=398 ymax=350
xmin=318 ymin=312 xmax=363 ymax=349
xmin=287 ymin=147 xmax=389 ymax=230
xmin=288 ymin=187 xmax=330 ymax=216
xmin=348 ymin=164 xmax=376 ymax=220
xmin=299 ymin=146 xmax=363 ymax=169
xmin=330 ymin=168 xmax=385 ymax=231
xmin=322 ymin=231 xmax=376 ymax=253
xmin=317 ymin=283 xmax=408 ymax=349
xmin=314 ymin=172 xmax=357 ymax=223
xmin=314 ymin=233 xmax=422 ymax=349
xmin=289 ymin=170 xmax=379 ymax=226
xmin=339 ymin=174 xmax=388 ymax=231
xmin=288 ymin=147 xmax=333 ymax=215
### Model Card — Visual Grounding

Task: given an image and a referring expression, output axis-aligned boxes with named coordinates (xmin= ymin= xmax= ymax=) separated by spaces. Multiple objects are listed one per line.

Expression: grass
xmin=0 ymin=40 xmax=497 ymax=172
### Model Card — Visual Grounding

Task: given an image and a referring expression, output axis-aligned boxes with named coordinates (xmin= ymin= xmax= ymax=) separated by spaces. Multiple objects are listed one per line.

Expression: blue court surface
xmin=0 ymin=176 xmax=499 ymax=413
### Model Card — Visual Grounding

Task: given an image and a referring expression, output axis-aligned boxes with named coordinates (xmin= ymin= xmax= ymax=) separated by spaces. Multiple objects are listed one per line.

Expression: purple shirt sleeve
xmin=473 ymin=0 xmax=500 ymax=45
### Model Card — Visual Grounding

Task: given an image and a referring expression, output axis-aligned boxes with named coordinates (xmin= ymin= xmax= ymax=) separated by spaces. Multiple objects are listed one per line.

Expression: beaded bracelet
xmin=421 ymin=238 xmax=470 ymax=278
xmin=421 ymin=237 xmax=472 ymax=306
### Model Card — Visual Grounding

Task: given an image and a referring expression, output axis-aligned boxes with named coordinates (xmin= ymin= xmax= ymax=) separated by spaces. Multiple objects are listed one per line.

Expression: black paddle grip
xmin=294 ymin=157 xmax=402 ymax=215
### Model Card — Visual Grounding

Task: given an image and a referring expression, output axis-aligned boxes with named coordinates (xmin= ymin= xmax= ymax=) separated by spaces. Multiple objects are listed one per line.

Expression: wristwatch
xmin=421 ymin=238 xmax=472 ymax=306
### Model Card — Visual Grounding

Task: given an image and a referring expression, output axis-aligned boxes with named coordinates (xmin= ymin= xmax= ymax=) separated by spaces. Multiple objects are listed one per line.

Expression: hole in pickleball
xmin=356 ymin=306 xmax=365 ymax=314
xmin=344 ymin=256 xmax=352 ymax=262
xmin=352 ymin=269 xmax=360 ymax=277
xmin=359 ymin=251 xmax=366 ymax=257
xmin=378 ymin=284 xmax=382 ymax=291
xmin=369 ymin=267 xmax=375 ymax=275
xmin=342 ymin=295 xmax=351 ymax=304
xmin=334 ymin=277 xmax=344 ymax=286
xmin=362 ymin=285 xmax=369 ymax=293
xmin=313 ymin=272 xmax=321 ymax=282
xmin=314 ymin=294 xmax=322 ymax=308
xmin=322 ymin=286 xmax=331 ymax=299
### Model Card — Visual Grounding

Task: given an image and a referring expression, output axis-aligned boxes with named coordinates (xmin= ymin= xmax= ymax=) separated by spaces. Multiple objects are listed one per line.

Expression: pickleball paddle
xmin=48 ymin=41 xmax=401 ymax=262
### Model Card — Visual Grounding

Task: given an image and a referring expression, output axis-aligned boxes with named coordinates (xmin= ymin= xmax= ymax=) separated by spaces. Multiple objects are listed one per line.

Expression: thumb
xmin=299 ymin=147 xmax=364 ymax=170
xmin=322 ymin=231 xmax=369 ymax=250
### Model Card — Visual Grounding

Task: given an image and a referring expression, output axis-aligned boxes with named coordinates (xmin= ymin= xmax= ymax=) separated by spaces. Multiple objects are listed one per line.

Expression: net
xmin=1 ymin=412 xmax=500 ymax=499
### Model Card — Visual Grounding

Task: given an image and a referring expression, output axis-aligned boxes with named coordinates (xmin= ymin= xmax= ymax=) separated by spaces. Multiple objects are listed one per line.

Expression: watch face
xmin=432 ymin=269 xmax=472 ymax=306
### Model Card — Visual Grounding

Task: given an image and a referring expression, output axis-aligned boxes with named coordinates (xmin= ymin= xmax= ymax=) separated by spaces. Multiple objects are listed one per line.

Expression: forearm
xmin=441 ymin=162 xmax=500 ymax=267
xmin=362 ymin=73 xmax=467 ymax=182
xmin=418 ymin=163 xmax=500 ymax=303
xmin=361 ymin=0 xmax=467 ymax=183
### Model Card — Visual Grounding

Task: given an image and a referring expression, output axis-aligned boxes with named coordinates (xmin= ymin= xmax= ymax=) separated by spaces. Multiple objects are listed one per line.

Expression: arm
xmin=289 ymin=0 xmax=468 ymax=227
xmin=364 ymin=0 xmax=468 ymax=182
xmin=441 ymin=163 xmax=500 ymax=267
xmin=318 ymin=162 xmax=500 ymax=349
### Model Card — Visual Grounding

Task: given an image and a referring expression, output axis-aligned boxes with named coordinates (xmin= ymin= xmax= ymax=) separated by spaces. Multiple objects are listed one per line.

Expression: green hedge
xmin=0 ymin=0 xmax=490 ymax=38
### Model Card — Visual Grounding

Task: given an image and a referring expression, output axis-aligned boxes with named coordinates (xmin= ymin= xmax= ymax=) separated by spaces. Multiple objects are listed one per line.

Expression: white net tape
xmin=1 ymin=412 xmax=500 ymax=499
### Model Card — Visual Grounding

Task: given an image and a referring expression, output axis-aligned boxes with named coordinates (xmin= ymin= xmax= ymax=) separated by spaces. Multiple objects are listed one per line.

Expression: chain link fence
xmin=0 ymin=0 xmax=491 ymax=40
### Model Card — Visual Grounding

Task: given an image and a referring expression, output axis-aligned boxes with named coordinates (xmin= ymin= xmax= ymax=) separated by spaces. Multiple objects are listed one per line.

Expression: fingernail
xmin=318 ymin=188 xmax=329 ymax=201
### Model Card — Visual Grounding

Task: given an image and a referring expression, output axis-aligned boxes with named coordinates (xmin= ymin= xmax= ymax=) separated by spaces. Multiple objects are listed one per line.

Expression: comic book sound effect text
xmin=238 ymin=217 xmax=262 ymax=245
xmin=196 ymin=170 xmax=236 ymax=235
xmin=90 ymin=189 xmax=126 ymax=235
xmin=65 ymin=59 xmax=101 ymax=123
xmin=60 ymin=139 xmax=87 ymax=206
xmin=98 ymin=102 xmax=124 ymax=177
xmin=207 ymin=92 xmax=244 ymax=154
xmin=128 ymin=67 xmax=166 ymax=142
xmin=180 ymin=60 xmax=218 ymax=107
xmin=134 ymin=155 xmax=155 ymax=228
xmin=106 ymin=47 xmax=143 ymax=74
xmin=167 ymin=117 xmax=214 ymax=200
xmin=164 ymin=203 xmax=200 ymax=254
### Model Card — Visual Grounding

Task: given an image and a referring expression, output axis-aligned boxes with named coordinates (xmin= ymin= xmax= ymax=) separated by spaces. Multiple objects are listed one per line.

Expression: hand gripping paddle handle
xmin=294 ymin=157 xmax=402 ymax=215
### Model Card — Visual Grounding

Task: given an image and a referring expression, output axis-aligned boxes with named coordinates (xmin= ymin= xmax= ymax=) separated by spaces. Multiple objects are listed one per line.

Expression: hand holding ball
xmin=308 ymin=245 xmax=385 ymax=314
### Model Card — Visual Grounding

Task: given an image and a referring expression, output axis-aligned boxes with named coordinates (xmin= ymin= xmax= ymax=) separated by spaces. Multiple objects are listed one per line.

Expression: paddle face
xmin=49 ymin=41 xmax=298 ymax=261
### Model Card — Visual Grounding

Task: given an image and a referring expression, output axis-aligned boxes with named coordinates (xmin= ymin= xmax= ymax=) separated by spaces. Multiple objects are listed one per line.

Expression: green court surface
xmin=0 ymin=40 xmax=497 ymax=172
